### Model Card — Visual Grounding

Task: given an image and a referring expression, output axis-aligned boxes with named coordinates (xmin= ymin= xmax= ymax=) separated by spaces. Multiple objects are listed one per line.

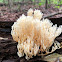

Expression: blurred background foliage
xmin=0 ymin=0 xmax=62 ymax=5
xmin=0 ymin=0 xmax=62 ymax=12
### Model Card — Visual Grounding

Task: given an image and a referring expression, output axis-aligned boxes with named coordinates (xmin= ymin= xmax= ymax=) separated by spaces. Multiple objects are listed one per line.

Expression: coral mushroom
xmin=11 ymin=8 xmax=62 ymax=60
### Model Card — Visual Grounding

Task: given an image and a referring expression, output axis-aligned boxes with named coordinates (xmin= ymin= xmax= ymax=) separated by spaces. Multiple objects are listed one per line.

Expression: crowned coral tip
xmin=34 ymin=9 xmax=43 ymax=20
xmin=27 ymin=8 xmax=33 ymax=16
xmin=27 ymin=8 xmax=43 ymax=20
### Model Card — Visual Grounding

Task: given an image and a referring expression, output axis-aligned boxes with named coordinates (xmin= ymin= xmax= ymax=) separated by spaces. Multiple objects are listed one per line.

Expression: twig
xmin=0 ymin=37 xmax=8 ymax=40
xmin=43 ymin=11 xmax=62 ymax=18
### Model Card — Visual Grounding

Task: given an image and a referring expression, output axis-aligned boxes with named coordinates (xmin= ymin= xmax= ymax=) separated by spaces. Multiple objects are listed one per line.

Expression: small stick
xmin=43 ymin=11 xmax=62 ymax=18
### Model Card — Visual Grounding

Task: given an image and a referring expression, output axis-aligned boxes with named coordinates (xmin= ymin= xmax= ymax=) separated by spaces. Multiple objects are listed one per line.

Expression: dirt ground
xmin=0 ymin=4 xmax=62 ymax=22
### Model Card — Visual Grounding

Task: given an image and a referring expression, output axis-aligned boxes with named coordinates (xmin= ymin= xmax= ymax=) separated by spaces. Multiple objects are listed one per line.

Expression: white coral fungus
xmin=11 ymin=8 xmax=62 ymax=60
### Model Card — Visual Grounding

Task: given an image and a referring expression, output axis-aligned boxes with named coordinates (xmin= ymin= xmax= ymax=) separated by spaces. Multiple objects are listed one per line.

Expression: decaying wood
xmin=0 ymin=28 xmax=11 ymax=33
xmin=0 ymin=32 xmax=62 ymax=62
xmin=0 ymin=36 xmax=17 ymax=61
xmin=0 ymin=17 xmax=62 ymax=33
xmin=0 ymin=21 xmax=14 ymax=28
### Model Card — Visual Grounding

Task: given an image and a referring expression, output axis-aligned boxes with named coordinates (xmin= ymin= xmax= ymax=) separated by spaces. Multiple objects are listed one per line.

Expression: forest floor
xmin=0 ymin=4 xmax=62 ymax=62
xmin=0 ymin=4 xmax=62 ymax=21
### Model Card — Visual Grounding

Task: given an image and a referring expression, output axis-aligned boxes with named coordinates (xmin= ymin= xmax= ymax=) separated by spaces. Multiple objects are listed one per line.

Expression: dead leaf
xmin=43 ymin=53 xmax=62 ymax=62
